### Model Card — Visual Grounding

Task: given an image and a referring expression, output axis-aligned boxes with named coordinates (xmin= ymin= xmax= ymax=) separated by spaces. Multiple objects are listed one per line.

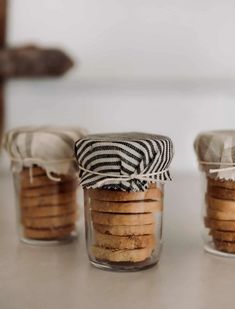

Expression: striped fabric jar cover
xmin=75 ymin=132 xmax=174 ymax=192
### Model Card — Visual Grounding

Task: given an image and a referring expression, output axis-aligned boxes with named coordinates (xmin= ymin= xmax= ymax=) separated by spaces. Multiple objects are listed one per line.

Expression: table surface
xmin=1 ymin=170 xmax=235 ymax=309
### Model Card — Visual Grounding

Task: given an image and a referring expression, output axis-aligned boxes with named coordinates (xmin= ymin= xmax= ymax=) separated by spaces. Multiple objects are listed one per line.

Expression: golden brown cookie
xmin=93 ymin=223 xmax=155 ymax=236
xmin=90 ymin=200 xmax=162 ymax=213
xmin=21 ymin=166 xmax=46 ymax=178
xmin=204 ymin=217 xmax=235 ymax=231
xmin=21 ymin=171 xmax=74 ymax=189
xmin=214 ymin=239 xmax=235 ymax=253
xmin=22 ymin=212 xmax=77 ymax=228
xmin=94 ymin=231 xmax=155 ymax=249
xmin=91 ymin=211 xmax=155 ymax=226
xmin=21 ymin=202 xmax=77 ymax=218
xmin=211 ymin=230 xmax=235 ymax=242
xmin=91 ymin=246 xmax=154 ymax=262
xmin=208 ymin=185 xmax=235 ymax=201
xmin=86 ymin=187 xmax=162 ymax=202
xmin=21 ymin=180 xmax=77 ymax=197
xmin=208 ymin=177 xmax=235 ymax=190
xmin=206 ymin=195 xmax=235 ymax=212
xmin=207 ymin=208 xmax=235 ymax=220
xmin=20 ymin=191 xmax=77 ymax=207
xmin=23 ymin=225 xmax=75 ymax=240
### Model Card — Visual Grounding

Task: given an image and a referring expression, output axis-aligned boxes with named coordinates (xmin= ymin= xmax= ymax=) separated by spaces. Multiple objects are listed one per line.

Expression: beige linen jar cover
xmin=3 ymin=126 xmax=87 ymax=245
xmin=195 ymin=130 xmax=235 ymax=256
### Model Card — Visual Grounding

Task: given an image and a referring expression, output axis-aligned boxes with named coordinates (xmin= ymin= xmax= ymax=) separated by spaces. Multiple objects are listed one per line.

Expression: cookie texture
xmin=211 ymin=230 xmax=235 ymax=242
xmin=94 ymin=231 xmax=155 ymax=249
xmin=91 ymin=211 xmax=155 ymax=226
xmin=90 ymin=200 xmax=162 ymax=213
xmin=23 ymin=225 xmax=75 ymax=240
xmin=91 ymin=246 xmax=154 ymax=262
xmin=93 ymin=223 xmax=155 ymax=236
xmin=205 ymin=217 xmax=235 ymax=231
xmin=22 ymin=212 xmax=77 ymax=228
xmin=22 ymin=203 xmax=77 ymax=218
xmin=214 ymin=240 xmax=235 ymax=253
xmin=86 ymin=187 xmax=162 ymax=202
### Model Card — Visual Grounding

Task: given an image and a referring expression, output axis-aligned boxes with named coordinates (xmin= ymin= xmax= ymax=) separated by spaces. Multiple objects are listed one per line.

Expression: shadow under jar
xmin=75 ymin=132 xmax=174 ymax=271
xmin=195 ymin=130 xmax=235 ymax=257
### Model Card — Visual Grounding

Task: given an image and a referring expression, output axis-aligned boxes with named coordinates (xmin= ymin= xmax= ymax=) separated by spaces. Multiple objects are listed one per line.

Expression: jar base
xmin=204 ymin=242 xmax=235 ymax=258
xmin=89 ymin=257 xmax=158 ymax=272
xmin=20 ymin=234 xmax=77 ymax=246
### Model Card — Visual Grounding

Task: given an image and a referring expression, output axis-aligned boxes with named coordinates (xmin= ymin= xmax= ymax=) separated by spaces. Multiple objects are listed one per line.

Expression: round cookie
xmin=21 ymin=180 xmax=77 ymax=197
xmin=21 ymin=166 xmax=46 ymax=178
xmin=208 ymin=185 xmax=235 ymax=201
xmin=21 ymin=191 xmax=77 ymax=207
xmin=86 ymin=187 xmax=162 ymax=202
xmin=206 ymin=195 xmax=235 ymax=212
xmin=22 ymin=212 xmax=77 ymax=228
xmin=211 ymin=230 xmax=235 ymax=242
xmin=91 ymin=211 xmax=155 ymax=226
xmin=23 ymin=224 xmax=75 ymax=240
xmin=207 ymin=208 xmax=235 ymax=220
xmin=21 ymin=172 xmax=74 ymax=189
xmin=94 ymin=231 xmax=155 ymax=249
xmin=93 ymin=223 xmax=155 ymax=236
xmin=204 ymin=217 xmax=235 ymax=231
xmin=91 ymin=245 xmax=154 ymax=262
xmin=208 ymin=177 xmax=235 ymax=190
xmin=214 ymin=239 xmax=235 ymax=253
xmin=21 ymin=202 xmax=77 ymax=218
xmin=90 ymin=200 xmax=162 ymax=213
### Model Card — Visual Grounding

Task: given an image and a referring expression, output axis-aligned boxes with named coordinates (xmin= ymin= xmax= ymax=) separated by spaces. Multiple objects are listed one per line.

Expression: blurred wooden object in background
xmin=0 ymin=0 xmax=6 ymax=146
xmin=0 ymin=0 xmax=74 ymax=145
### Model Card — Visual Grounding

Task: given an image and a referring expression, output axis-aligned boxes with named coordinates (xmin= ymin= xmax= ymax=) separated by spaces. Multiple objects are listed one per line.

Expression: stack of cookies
xmin=205 ymin=177 xmax=235 ymax=253
xmin=86 ymin=184 xmax=163 ymax=263
xmin=19 ymin=166 xmax=78 ymax=241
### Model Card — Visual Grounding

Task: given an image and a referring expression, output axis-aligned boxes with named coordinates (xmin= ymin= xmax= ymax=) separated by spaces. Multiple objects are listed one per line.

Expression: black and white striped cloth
xmin=75 ymin=132 xmax=174 ymax=191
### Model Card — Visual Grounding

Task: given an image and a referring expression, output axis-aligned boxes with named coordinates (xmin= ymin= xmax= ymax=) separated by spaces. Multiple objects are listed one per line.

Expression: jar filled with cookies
xmin=195 ymin=130 xmax=235 ymax=256
xmin=75 ymin=133 xmax=174 ymax=271
xmin=3 ymin=126 xmax=86 ymax=245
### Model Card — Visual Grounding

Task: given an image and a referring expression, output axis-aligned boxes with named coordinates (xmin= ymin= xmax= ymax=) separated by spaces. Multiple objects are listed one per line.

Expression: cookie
xmin=214 ymin=239 xmax=235 ymax=253
xmin=22 ymin=212 xmax=77 ymax=228
xmin=20 ymin=191 xmax=77 ymax=207
xmin=206 ymin=195 xmax=235 ymax=212
xmin=204 ymin=217 xmax=235 ymax=231
xmin=21 ymin=202 xmax=77 ymax=218
xmin=86 ymin=187 xmax=162 ymax=202
xmin=21 ymin=166 xmax=47 ymax=178
xmin=94 ymin=231 xmax=155 ymax=249
xmin=21 ymin=179 xmax=77 ymax=197
xmin=207 ymin=208 xmax=235 ymax=220
xmin=93 ymin=223 xmax=155 ymax=236
xmin=91 ymin=246 xmax=154 ymax=262
xmin=91 ymin=211 xmax=155 ymax=226
xmin=211 ymin=230 xmax=235 ymax=242
xmin=23 ymin=224 xmax=75 ymax=240
xmin=208 ymin=177 xmax=235 ymax=190
xmin=90 ymin=200 xmax=162 ymax=213
xmin=208 ymin=185 xmax=235 ymax=201
xmin=21 ymin=171 xmax=74 ymax=189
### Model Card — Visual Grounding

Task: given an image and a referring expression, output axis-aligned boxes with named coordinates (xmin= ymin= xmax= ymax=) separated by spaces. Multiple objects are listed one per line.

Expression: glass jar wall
xmin=202 ymin=173 xmax=235 ymax=256
xmin=84 ymin=183 xmax=164 ymax=271
xmin=13 ymin=165 xmax=78 ymax=245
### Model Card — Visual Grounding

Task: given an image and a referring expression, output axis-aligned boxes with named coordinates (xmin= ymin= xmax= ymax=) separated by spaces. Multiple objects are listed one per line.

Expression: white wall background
xmin=3 ymin=0 xmax=235 ymax=171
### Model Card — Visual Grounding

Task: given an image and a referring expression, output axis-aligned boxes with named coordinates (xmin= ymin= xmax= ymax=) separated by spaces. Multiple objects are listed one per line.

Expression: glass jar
xmin=195 ymin=130 xmax=235 ymax=257
xmin=84 ymin=183 xmax=164 ymax=271
xmin=202 ymin=173 xmax=235 ymax=256
xmin=13 ymin=164 xmax=78 ymax=245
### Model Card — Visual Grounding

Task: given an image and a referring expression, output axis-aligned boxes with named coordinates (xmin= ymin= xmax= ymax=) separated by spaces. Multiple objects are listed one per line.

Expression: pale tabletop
xmin=1 ymin=171 xmax=235 ymax=309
